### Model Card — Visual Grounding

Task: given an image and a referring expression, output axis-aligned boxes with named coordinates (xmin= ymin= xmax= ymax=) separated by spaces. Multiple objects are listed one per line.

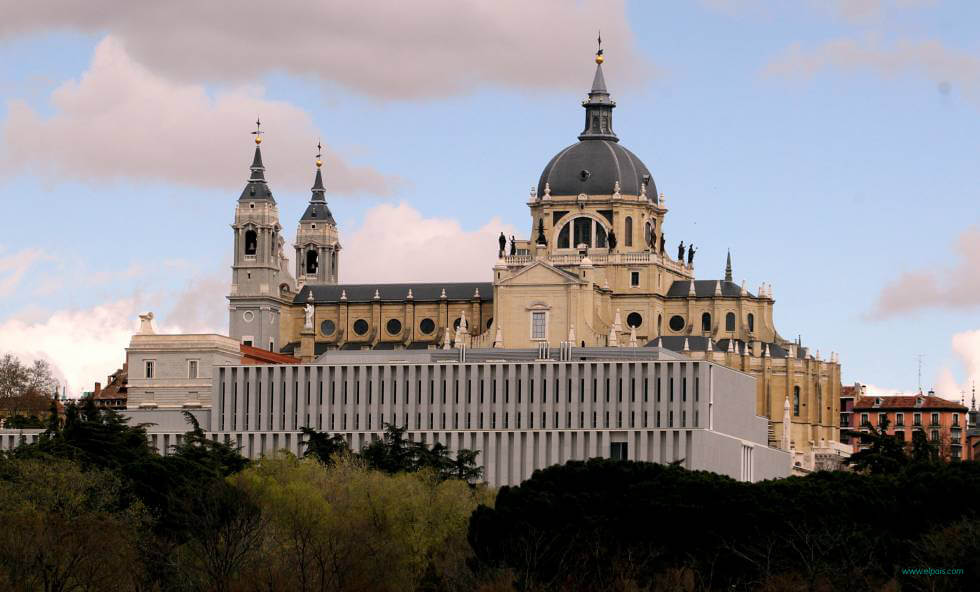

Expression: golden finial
xmin=252 ymin=117 xmax=263 ymax=144
xmin=315 ymin=140 xmax=322 ymax=168
xmin=595 ymin=31 xmax=604 ymax=64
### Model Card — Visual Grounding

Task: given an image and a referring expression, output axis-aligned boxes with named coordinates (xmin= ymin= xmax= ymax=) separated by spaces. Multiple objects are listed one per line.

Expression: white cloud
xmin=930 ymin=330 xmax=980 ymax=403
xmin=0 ymin=1 xmax=650 ymax=100
xmin=0 ymin=298 xmax=142 ymax=396
xmin=867 ymin=226 xmax=980 ymax=319
xmin=0 ymin=37 xmax=397 ymax=195
xmin=701 ymin=0 xmax=935 ymax=24
xmin=342 ymin=203 xmax=519 ymax=283
xmin=0 ymin=247 xmax=47 ymax=297
xmin=762 ymin=37 xmax=980 ymax=106
xmin=163 ymin=272 xmax=228 ymax=335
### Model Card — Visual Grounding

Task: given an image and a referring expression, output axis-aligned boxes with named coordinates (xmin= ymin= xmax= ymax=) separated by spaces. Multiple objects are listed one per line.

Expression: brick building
xmin=853 ymin=392 xmax=968 ymax=460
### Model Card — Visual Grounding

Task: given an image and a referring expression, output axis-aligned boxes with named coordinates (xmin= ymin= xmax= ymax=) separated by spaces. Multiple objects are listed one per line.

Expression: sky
xmin=0 ymin=0 xmax=978 ymax=399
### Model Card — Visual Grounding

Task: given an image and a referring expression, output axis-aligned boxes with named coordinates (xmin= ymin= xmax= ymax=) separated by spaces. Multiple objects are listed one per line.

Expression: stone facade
xmin=127 ymin=315 xmax=242 ymax=409
xmin=218 ymin=55 xmax=844 ymax=454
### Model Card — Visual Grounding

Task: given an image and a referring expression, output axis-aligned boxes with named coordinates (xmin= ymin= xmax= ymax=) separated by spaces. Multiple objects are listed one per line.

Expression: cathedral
xmin=227 ymin=51 xmax=840 ymax=453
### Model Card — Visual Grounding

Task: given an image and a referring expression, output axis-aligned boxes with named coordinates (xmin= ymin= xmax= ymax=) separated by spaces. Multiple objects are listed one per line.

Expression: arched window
xmin=305 ymin=249 xmax=318 ymax=274
xmin=725 ymin=312 xmax=736 ymax=332
xmin=701 ymin=312 xmax=711 ymax=332
xmin=747 ymin=313 xmax=755 ymax=333
xmin=793 ymin=386 xmax=800 ymax=416
xmin=244 ymin=230 xmax=257 ymax=256
xmin=573 ymin=218 xmax=592 ymax=247
xmin=557 ymin=217 xmax=608 ymax=249
xmin=624 ymin=217 xmax=633 ymax=247
xmin=558 ymin=224 xmax=570 ymax=248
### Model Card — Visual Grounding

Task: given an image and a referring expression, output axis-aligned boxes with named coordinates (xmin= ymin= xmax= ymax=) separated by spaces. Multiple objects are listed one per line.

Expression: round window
xmin=626 ymin=312 xmax=642 ymax=329
xmin=668 ymin=315 xmax=686 ymax=332
xmin=353 ymin=319 xmax=369 ymax=335
xmin=386 ymin=319 xmax=402 ymax=335
xmin=320 ymin=320 xmax=335 ymax=336
xmin=242 ymin=310 xmax=254 ymax=323
xmin=486 ymin=317 xmax=494 ymax=330
xmin=419 ymin=318 xmax=435 ymax=334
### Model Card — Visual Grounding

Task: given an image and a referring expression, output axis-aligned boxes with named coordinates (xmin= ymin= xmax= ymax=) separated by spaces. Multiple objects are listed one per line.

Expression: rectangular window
xmin=895 ymin=430 xmax=904 ymax=441
xmin=931 ymin=430 xmax=940 ymax=442
xmin=953 ymin=413 xmax=959 ymax=426
xmin=914 ymin=413 xmax=921 ymax=426
xmin=630 ymin=271 xmax=640 ymax=287
xmin=931 ymin=413 xmax=940 ymax=426
xmin=610 ymin=442 xmax=628 ymax=460
xmin=145 ymin=360 xmax=155 ymax=379
xmin=188 ymin=360 xmax=199 ymax=379
xmin=878 ymin=413 xmax=887 ymax=427
xmin=896 ymin=412 xmax=904 ymax=426
xmin=531 ymin=311 xmax=546 ymax=339
xmin=861 ymin=413 xmax=869 ymax=426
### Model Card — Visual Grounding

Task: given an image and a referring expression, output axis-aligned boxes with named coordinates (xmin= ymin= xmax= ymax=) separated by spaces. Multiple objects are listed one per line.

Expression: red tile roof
xmin=240 ymin=344 xmax=301 ymax=365
xmin=853 ymin=394 xmax=967 ymax=411
xmin=841 ymin=386 xmax=857 ymax=397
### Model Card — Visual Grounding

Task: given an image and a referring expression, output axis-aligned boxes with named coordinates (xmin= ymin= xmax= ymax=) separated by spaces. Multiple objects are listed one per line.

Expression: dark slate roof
xmin=300 ymin=168 xmax=336 ymax=224
xmin=294 ymin=282 xmax=493 ymax=304
xmin=665 ymin=280 xmax=754 ymax=299
xmin=646 ymin=336 xmax=790 ymax=358
xmin=538 ymin=140 xmax=655 ymax=201
xmin=238 ymin=146 xmax=276 ymax=203
xmin=300 ymin=202 xmax=335 ymax=225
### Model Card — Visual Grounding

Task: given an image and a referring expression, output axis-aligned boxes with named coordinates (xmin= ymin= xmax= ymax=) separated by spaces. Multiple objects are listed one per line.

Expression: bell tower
xmin=228 ymin=120 xmax=285 ymax=351
xmin=294 ymin=143 xmax=341 ymax=286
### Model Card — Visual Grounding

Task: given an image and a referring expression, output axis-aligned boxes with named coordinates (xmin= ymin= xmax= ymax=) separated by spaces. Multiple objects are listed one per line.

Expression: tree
xmin=358 ymin=423 xmax=484 ymax=481
xmin=300 ymin=426 xmax=350 ymax=465
xmin=0 ymin=458 xmax=147 ymax=591
xmin=173 ymin=480 xmax=266 ymax=592
xmin=910 ymin=429 xmax=940 ymax=464
xmin=232 ymin=455 xmax=494 ymax=592
xmin=845 ymin=417 xmax=908 ymax=475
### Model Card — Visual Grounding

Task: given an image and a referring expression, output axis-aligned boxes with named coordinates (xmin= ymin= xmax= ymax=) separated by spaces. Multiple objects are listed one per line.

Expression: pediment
xmin=499 ymin=260 xmax=583 ymax=286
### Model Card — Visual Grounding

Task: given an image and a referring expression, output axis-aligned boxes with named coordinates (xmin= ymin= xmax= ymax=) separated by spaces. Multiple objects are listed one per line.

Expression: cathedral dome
xmin=537 ymin=140 xmax=656 ymax=200
xmin=535 ymin=55 xmax=658 ymax=203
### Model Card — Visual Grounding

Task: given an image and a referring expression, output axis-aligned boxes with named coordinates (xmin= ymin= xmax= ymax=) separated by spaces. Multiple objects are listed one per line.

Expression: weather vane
xmin=595 ymin=31 xmax=604 ymax=64
xmin=315 ymin=139 xmax=323 ymax=168
xmin=251 ymin=117 xmax=263 ymax=144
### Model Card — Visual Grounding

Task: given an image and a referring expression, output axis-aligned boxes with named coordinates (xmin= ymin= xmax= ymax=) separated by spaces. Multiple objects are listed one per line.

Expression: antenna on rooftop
xmin=917 ymin=354 xmax=923 ymax=394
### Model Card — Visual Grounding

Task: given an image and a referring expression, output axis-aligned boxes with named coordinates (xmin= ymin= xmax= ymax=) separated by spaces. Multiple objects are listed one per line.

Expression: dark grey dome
xmin=537 ymin=140 xmax=657 ymax=201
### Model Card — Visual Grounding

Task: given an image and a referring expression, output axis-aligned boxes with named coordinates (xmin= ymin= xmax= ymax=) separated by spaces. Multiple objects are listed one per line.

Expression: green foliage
xmin=845 ymin=417 xmax=910 ymax=474
xmin=356 ymin=423 xmax=484 ymax=481
xmin=300 ymin=425 xmax=350 ymax=464
xmin=231 ymin=454 xmax=495 ymax=592
xmin=468 ymin=458 xmax=980 ymax=591
xmin=2 ymin=414 xmax=44 ymax=429
xmin=0 ymin=458 xmax=148 ymax=591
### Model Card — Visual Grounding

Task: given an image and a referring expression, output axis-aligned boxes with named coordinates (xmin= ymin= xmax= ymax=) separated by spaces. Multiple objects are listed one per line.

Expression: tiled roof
xmin=665 ymin=280 xmax=754 ymax=299
xmin=295 ymin=282 xmax=492 ymax=304
xmin=853 ymin=395 xmax=967 ymax=411
xmin=241 ymin=344 xmax=300 ymax=364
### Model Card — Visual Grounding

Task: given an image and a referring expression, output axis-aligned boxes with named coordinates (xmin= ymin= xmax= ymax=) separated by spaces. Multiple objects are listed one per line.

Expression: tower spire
xmin=299 ymin=139 xmax=335 ymax=225
xmin=579 ymin=39 xmax=617 ymax=142
xmin=239 ymin=118 xmax=274 ymax=202
xmin=311 ymin=140 xmax=326 ymax=203
xmin=725 ymin=250 xmax=733 ymax=282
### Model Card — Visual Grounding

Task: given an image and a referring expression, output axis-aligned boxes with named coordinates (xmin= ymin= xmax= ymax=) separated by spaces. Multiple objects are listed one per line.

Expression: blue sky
xmin=0 ymin=1 xmax=978 ymax=397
